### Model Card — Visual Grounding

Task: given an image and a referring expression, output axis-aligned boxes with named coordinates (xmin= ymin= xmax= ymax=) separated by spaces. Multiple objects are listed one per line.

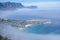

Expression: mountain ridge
xmin=0 ymin=2 xmax=24 ymax=10
xmin=0 ymin=2 xmax=37 ymax=10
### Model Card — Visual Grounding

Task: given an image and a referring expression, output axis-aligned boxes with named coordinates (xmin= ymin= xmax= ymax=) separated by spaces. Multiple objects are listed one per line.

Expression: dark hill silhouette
xmin=0 ymin=2 xmax=24 ymax=10
xmin=0 ymin=2 xmax=37 ymax=10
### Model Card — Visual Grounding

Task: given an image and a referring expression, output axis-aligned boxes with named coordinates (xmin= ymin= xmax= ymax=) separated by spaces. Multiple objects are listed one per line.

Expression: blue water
xmin=24 ymin=24 xmax=60 ymax=34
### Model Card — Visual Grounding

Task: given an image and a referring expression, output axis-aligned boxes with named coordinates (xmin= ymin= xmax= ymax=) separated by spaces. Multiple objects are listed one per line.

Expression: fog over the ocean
xmin=0 ymin=1 xmax=60 ymax=40
xmin=0 ymin=8 xmax=60 ymax=20
xmin=0 ymin=2 xmax=60 ymax=20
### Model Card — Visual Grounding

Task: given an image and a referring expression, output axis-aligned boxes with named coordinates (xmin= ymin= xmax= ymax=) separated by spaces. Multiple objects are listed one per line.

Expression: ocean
xmin=24 ymin=24 xmax=60 ymax=34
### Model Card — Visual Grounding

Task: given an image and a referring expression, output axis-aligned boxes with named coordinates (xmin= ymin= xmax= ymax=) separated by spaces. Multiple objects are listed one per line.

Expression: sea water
xmin=24 ymin=24 xmax=60 ymax=34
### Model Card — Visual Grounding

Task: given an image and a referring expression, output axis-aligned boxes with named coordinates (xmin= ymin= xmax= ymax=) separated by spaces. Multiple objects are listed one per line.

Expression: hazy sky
xmin=0 ymin=0 xmax=60 ymax=9
xmin=0 ymin=0 xmax=60 ymax=2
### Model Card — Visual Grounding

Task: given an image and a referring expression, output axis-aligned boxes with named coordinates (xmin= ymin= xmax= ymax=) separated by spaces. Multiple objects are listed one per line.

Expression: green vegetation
xmin=0 ymin=35 xmax=8 ymax=40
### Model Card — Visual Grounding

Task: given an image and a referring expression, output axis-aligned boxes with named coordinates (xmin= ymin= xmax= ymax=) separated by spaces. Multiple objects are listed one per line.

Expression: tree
xmin=0 ymin=35 xmax=8 ymax=40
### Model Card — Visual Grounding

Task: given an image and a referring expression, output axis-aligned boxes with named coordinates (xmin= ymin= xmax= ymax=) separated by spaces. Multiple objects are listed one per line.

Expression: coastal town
xmin=0 ymin=18 xmax=51 ymax=28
